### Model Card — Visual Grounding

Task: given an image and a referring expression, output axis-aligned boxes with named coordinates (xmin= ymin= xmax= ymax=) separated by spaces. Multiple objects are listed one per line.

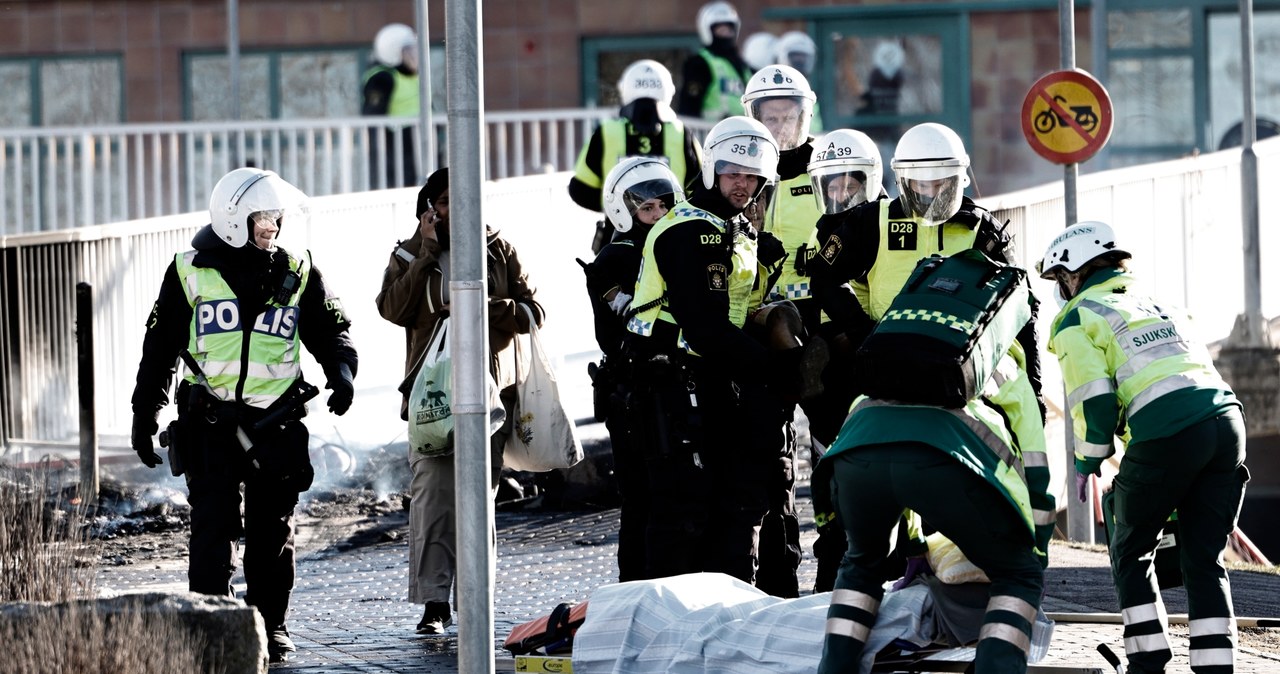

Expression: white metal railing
xmin=0 ymin=110 xmax=717 ymax=236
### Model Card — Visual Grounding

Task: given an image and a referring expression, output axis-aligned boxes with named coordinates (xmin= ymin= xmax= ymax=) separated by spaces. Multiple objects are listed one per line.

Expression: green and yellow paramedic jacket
xmin=626 ymin=201 xmax=767 ymax=367
xmin=175 ymin=249 xmax=312 ymax=409
xmin=1047 ymin=269 xmax=1239 ymax=474
xmin=362 ymin=65 xmax=421 ymax=118
xmin=699 ymin=49 xmax=750 ymax=119
xmin=571 ymin=118 xmax=693 ymax=199
xmin=826 ymin=344 xmax=1057 ymax=567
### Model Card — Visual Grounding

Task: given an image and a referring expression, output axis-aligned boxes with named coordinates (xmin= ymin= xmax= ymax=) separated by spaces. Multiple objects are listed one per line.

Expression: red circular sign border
xmin=1020 ymin=69 xmax=1114 ymax=165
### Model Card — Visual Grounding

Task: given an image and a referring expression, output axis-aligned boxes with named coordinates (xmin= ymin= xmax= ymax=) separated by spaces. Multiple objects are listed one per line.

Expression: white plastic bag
xmin=407 ymin=317 xmax=507 ymax=458
xmin=505 ymin=305 xmax=584 ymax=472
xmin=408 ymin=319 xmax=454 ymax=457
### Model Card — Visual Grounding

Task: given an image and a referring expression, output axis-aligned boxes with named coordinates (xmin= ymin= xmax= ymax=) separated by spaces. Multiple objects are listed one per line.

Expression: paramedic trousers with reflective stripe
xmin=819 ymin=443 xmax=1044 ymax=674
xmin=1111 ymin=407 xmax=1248 ymax=674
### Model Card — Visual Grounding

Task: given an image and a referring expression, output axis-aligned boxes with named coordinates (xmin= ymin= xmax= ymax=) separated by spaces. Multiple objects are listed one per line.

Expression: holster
xmin=248 ymin=420 xmax=314 ymax=493
xmin=629 ymin=355 xmax=702 ymax=463
xmin=159 ymin=419 xmax=186 ymax=477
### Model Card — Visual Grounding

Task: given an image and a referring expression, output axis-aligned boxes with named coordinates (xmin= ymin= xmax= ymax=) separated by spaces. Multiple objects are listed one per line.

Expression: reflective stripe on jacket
xmin=174 ymin=249 xmax=311 ymax=408
xmin=765 ymin=172 xmax=823 ymax=301
xmin=1047 ymin=270 xmax=1238 ymax=462
xmin=627 ymin=204 xmax=757 ymax=353
xmin=827 ymin=345 xmax=1056 ymax=565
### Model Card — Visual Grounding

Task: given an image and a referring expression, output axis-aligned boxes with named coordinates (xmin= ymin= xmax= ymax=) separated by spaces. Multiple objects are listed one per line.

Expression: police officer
xmin=582 ymin=157 xmax=685 ymax=582
xmin=1039 ymin=221 xmax=1247 ymax=674
xmin=802 ymin=128 xmax=888 ymax=593
xmin=773 ymin=31 xmax=824 ymax=133
xmin=808 ymin=122 xmax=1045 ymax=413
xmin=738 ymin=63 xmax=823 ymax=597
xmin=569 ymin=59 xmax=702 ymax=252
xmin=362 ymin=23 xmax=421 ymax=187
xmin=130 ymin=167 xmax=357 ymax=663
xmin=625 ymin=116 xmax=824 ymax=584
xmin=675 ymin=2 xmax=753 ymax=120
xmin=818 ymin=349 xmax=1054 ymax=674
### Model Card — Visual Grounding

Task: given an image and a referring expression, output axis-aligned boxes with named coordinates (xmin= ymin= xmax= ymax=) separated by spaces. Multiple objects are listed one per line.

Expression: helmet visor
xmin=623 ymin=178 xmax=682 ymax=217
xmin=810 ymin=166 xmax=872 ymax=214
xmin=748 ymin=97 xmax=813 ymax=151
xmin=896 ymin=174 xmax=962 ymax=226
xmin=785 ymin=51 xmax=814 ymax=75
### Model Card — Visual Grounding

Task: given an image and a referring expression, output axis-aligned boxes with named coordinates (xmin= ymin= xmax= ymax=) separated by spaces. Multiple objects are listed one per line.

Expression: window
xmin=581 ymin=35 xmax=699 ymax=108
xmin=186 ymin=45 xmax=446 ymax=121
xmin=0 ymin=56 xmax=122 ymax=128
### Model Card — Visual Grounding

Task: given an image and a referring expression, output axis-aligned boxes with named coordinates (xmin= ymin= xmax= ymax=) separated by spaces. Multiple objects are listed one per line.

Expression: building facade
xmin=0 ymin=0 xmax=1275 ymax=194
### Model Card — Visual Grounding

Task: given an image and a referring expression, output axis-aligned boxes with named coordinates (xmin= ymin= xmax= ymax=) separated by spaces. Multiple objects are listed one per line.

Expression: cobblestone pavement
xmin=97 ymin=496 xmax=1280 ymax=673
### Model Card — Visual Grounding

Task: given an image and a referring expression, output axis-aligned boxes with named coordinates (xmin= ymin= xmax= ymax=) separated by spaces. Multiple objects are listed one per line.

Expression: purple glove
xmin=1075 ymin=472 xmax=1090 ymax=504
xmin=890 ymin=557 xmax=931 ymax=591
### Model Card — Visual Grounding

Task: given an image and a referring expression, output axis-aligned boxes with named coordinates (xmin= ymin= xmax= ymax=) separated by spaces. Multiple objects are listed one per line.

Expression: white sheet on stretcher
xmin=571 ymin=572 xmax=1053 ymax=674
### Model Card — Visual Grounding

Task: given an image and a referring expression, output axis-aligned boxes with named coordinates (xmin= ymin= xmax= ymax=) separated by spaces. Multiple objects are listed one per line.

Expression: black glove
xmin=756 ymin=231 xmax=787 ymax=269
xmin=131 ymin=413 xmax=163 ymax=468
xmin=326 ymin=362 xmax=355 ymax=416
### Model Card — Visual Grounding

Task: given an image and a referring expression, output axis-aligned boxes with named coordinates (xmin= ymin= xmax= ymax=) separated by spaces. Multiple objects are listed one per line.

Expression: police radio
xmin=273 ymin=268 xmax=302 ymax=305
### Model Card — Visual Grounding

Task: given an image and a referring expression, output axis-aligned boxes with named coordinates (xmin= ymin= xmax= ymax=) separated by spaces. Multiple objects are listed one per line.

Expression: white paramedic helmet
xmin=1037 ymin=220 xmax=1131 ymax=278
xmin=208 ymin=168 xmax=308 ymax=249
xmin=617 ymin=60 xmax=676 ymax=107
xmin=808 ymin=129 xmax=883 ymax=215
xmin=742 ymin=32 xmax=778 ymax=72
xmin=890 ymin=122 xmax=971 ymax=226
xmin=774 ymin=30 xmax=817 ymax=75
xmin=373 ymin=23 xmax=416 ymax=68
xmin=700 ymin=115 xmax=780 ymax=194
xmin=603 ymin=157 xmax=684 ymax=233
xmin=696 ymin=2 xmax=740 ymax=46
xmin=741 ymin=65 xmax=816 ymax=151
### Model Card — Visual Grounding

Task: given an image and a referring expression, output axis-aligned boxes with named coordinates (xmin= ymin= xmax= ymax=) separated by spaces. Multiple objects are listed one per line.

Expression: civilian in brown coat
xmin=375 ymin=167 xmax=544 ymax=634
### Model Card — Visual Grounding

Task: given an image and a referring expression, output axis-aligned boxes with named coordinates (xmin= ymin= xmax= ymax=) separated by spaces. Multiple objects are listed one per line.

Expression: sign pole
xmin=1059 ymin=0 xmax=1078 ymax=228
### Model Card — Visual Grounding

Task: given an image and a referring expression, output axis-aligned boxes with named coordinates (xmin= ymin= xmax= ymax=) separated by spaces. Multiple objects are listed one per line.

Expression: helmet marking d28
xmin=617 ymin=59 xmax=676 ymax=107
xmin=808 ymin=128 xmax=883 ymax=215
xmin=603 ymin=156 xmax=684 ymax=233
xmin=696 ymin=1 xmax=740 ymax=46
xmin=373 ymin=23 xmax=417 ymax=68
xmin=1037 ymin=220 xmax=1130 ymax=278
xmin=890 ymin=122 xmax=971 ymax=226
xmin=742 ymin=65 xmax=816 ymax=151
xmin=700 ymin=116 xmax=780 ymax=199
xmin=208 ymin=168 xmax=308 ymax=249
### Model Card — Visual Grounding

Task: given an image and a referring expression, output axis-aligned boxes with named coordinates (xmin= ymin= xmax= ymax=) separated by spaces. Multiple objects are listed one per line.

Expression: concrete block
xmin=0 ymin=592 xmax=266 ymax=673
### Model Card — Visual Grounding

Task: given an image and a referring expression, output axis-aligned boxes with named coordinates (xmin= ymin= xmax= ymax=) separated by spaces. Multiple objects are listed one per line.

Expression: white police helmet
xmin=741 ymin=65 xmax=816 ymax=151
xmin=208 ymin=168 xmax=308 ymax=249
xmin=617 ymin=59 xmax=676 ymax=107
xmin=603 ymin=157 xmax=684 ymax=233
xmin=373 ymin=23 xmax=416 ymax=68
xmin=808 ymin=129 xmax=883 ymax=215
xmin=700 ymin=116 xmax=780 ymax=199
xmin=890 ymin=122 xmax=971 ymax=226
xmin=696 ymin=2 xmax=740 ymax=46
xmin=741 ymin=32 xmax=778 ymax=72
xmin=774 ymin=31 xmax=817 ymax=75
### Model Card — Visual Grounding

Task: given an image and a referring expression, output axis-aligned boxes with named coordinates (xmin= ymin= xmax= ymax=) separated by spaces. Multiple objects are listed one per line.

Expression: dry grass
xmin=0 ymin=467 xmax=97 ymax=602
xmin=0 ymin=467 xmax=214 ymax=673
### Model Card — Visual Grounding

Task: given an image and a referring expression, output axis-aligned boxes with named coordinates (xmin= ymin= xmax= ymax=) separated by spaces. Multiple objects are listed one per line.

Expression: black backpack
xmin=855 ymin=249 xmax=1031 ymax=408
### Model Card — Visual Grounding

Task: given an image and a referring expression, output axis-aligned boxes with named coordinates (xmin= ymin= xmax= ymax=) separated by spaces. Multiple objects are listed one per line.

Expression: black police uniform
xmin=131 ymin=226 xmax=357 ymax=642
